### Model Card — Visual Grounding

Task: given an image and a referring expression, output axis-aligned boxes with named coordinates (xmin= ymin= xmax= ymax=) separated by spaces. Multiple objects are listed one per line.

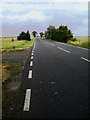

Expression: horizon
xmin=1 ymin=35 xmax=89 ymax=38
xmin=0 ymin=1 xmax=88 ymax=37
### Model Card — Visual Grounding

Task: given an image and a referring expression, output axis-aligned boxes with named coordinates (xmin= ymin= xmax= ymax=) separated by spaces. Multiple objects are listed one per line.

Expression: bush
xmin=13 ymin=46 xmax=15 ymax=49
xmin=17 ymin=30 xmax=31 ymax=41
xmin=45 ymin=25 xmax=73 ymax=43
xmin=72 ymin=38 xmax=77 ymax=42
xmin=11 ymin=38 xmax=14 ymax=42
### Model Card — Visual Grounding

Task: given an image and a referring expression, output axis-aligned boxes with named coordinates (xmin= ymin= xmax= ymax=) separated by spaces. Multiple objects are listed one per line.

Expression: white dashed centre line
xmin=33 ymin=41 xmax=36 ymax=50
xmin=28 ymin=70 xmax=32 ymax=78
xmin=23 ymin=89 xmax=31 ymax=111
xmin=30 ymin=61 xmax=33 ymax=66
xmin=31 ymin=53 xmax=33 ymax=55
xmin=57 ymin=47 xmax=70 ymax=53
xmin=81 ymin=57 xmax=90 ymax=62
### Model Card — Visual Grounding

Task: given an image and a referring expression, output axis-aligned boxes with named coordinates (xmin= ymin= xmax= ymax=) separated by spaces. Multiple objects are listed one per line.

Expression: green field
xmin=0 ymin=37 xmax=35 ymax=51
xmin=1 ymin=36 xmax=89 ymax=50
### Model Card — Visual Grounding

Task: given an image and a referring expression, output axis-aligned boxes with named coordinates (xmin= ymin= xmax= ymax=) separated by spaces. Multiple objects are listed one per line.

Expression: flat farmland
xmin=0 ymin=37 xmax=35 ymax=51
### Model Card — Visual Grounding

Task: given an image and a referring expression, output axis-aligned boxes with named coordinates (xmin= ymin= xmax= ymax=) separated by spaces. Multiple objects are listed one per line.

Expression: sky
xmin=0 ymin=0 xmax=89 ymax=37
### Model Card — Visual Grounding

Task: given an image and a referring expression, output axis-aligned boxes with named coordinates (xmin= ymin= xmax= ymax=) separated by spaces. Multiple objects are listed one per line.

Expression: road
xmin=14 ymin=38 xmax=89 ymax=118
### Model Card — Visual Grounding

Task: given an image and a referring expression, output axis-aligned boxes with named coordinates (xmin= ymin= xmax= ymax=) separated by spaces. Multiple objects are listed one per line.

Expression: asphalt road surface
xmin=14 ymin=38 xmax=89 ymax=118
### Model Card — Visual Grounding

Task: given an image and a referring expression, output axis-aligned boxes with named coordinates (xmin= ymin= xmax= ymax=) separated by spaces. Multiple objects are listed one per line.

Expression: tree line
xmin=17 ymin=30 xmax=44 ymax=40
xmin=17 ymin=30 xmax=31 ymax=41
xmin=45 ymin=25 xmax=73 ymax=43
xmin=31 ymin=31 xmax=44 ymax=38
xmin=17 ymin=25 xmax=75 ymax=43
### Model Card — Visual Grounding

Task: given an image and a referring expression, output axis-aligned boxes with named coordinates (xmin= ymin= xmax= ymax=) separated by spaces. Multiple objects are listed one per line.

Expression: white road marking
xmin=30 ymin=61 xmax=33 ymax=66
xmin=31 ymin=56 xmax=33 ymax=60
xmin=23 ymin=89 xmax=31 ymax=111
xmin=32 ymin=50 xmax=34 ymax=53
xmin=81 ymin=57 xmax=90 ymax=62
xmin=31 ymin=53 xmax=33 ymax=55
xmin=57 ymin=47 xmax=70 ymax=53
xmin=46 ymin=42 xmax=48 ymax=43
xmin=50 ymin=44 xmax=55 ymax=46
xmin=28 ymin=70 xmax=32 ymax=78
xmin=32 ymin=41 xmax=36 ymax=51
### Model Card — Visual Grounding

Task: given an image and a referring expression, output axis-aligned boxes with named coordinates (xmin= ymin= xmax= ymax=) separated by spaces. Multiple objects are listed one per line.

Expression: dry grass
xmin=2 ymin=61 xmax=21 ymax=83
xmin=67 ymin=37 xmax=90 ymax=49
xmin=2 ymin=62 xmax=11 ymax=83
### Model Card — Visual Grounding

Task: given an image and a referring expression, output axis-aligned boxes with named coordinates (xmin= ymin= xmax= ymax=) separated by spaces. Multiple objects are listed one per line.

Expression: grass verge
xmin=2 ymin=61 xmax=21 ymax=83
xmin=1 ymin=37 xmax=35 ymax=118
xmin=0 ymin=37 xmax=35 ymax=52
xmin=67 ymin=37 xmax=90 ymax=49
xmin=42 ymin=37 xmax=90 ymax=49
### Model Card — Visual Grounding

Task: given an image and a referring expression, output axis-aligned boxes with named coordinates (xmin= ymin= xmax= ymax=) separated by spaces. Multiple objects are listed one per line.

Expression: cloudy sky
xmin=0 ymin=0 xmax=89 ymax=37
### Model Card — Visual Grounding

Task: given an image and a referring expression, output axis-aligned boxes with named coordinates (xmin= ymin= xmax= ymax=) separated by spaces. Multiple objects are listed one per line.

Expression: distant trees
xmin=32 ymin=31 xmax=37 ymax=37
xmin=45 ymin=25 xmax=73 ymax=43
xmin=39 ymin=32 xmax=44 ymax=38
xmin=17 ymin=30 xmax=31 ymax=41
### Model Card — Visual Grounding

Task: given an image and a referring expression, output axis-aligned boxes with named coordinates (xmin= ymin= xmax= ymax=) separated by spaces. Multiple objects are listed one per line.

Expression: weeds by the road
xmin=2 ymin=61 xmax=21 ymax=83
xmin=2 ymin=60 xmax=22 ymax=118
xmin=67 ymin=37 xmax=90 ymax=49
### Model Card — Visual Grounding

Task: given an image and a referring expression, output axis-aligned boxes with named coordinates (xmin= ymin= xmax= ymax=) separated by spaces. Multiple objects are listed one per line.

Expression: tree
xmin=32 ymin=31 xmax=37 ymax=37
xmin=39 ymin=32 xmax=44 ymax=38
xmin=26 ymin=30 xmax=31 ymax=41
xmin=45 ymin=25 xmax=55 ymax=39
xmin=17 ymin=30 xmax=31 ymax=41
xmin=58 ymin=25 xmax=73 ymax=43
xmin=45 ymin=25 xmax=73 ymax=43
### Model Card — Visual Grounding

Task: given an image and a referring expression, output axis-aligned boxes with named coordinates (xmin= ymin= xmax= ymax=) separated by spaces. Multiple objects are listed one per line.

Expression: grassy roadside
xmin=2 ymin=60 xmax=22 ymax=118
xmin=42 ymin=37 xmax=90 ymax=49
xmin=2 ymin=37 xmax=35 ymax=83
xmin=2 ymin=37 xmax=35 ymax=118
xmin=0 ymin=37 xmax=35 ymax=52
xmin=2 ymin=61 xmax=22 ymax=83
xmin=67 ymin=37 xmax=90 ymax=49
